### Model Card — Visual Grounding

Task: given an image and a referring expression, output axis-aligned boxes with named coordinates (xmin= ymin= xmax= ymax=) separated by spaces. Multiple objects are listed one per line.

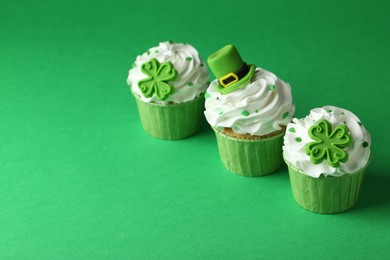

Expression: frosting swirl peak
xmin=283 ymin=106 xmax=371 ymax=177
xmin=127 ymin=41 xmax=209 ymax=104
xmin=204 ymin=68 xmax=295 ymax=136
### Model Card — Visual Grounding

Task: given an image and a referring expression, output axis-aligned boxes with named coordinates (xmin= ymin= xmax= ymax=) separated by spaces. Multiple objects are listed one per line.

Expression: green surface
xmin=1 ymin=0 xmax=389 ymax=258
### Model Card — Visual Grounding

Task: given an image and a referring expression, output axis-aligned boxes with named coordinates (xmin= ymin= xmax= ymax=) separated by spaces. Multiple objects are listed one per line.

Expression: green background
xmin=1 ymin=0 xmax=389 ymax=258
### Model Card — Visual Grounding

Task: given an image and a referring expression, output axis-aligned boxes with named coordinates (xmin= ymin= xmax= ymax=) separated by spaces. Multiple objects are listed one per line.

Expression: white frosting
xmin=283 ymin=106 xmax=371 ymax=177
xmin=204 ymin=68 xmax=295 ymax=136
xmin=127 ymin=41 xmax=209 ymax=104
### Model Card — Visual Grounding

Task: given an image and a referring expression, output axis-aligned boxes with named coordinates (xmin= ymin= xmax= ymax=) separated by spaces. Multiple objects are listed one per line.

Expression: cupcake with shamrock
xmin=204 ymin=44 xmax=295 ymax=176
xmin=127 ymin=41 xmax=210 ymax=139
xmin=283 ymin=106 xmax=371 ymax=213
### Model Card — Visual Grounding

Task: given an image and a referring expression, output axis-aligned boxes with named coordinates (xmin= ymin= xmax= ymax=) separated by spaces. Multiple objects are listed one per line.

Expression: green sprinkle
xmin=241 ymin=110 xmax=250 ymax=116
xmin=344 ymin=121 xmax=347 ymax=124
xmin=282 ymin=112 xmax=289 ymax=119
xmin=358 ymin=122 xmax=363 ymax=126
xmin=200 ymin=63 xmax=204 ymax=67
xmin=174 ymin=50 xmax=178 ymax=54
xmin=168 ymin=40 xmax=173 ymax=43
xmin=154 ymin=50 xmax=159 ymax=54
xmin=187 ymin=82 xmax=194 ymax=87
xmin=204 ymin=92 xmax=211 ymax=99
xmin=295 ymin=137 xmax=302 ymax=142
xmin=218 ymin=111 xmax=224 ymax=115
xmin=289 ymin=127 xmax=295 ymax=133
xmin=216 ymin=97 xmax=219 ymax=99
xmin=269 ymin=84 xmax=275 ymax=91
xmin=132 ymin=62 xmax=136 ymax=68
xmin=147 ymin=50 xmax=150 ymax=55
xmin=255 ymin=109 xmax=258 ymax=113
xmin=327 ymin=109 xmax=332 ymax=113
xmin=362 ymin=141 xmax=369 ymax=148
xmin=341 ymin=112 xmax=345 ymax=115
xmin=186 ymin=57 xmax=192 ymax=61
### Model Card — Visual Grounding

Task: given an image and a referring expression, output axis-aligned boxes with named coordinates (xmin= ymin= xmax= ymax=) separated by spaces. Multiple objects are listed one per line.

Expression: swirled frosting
xmin=283 ymin=106 xmax=371 ymax=177
xmin=127 ymin=41 xmax=209 ymax=104
xmin=204 ymin=68 xmax=295 ymax=136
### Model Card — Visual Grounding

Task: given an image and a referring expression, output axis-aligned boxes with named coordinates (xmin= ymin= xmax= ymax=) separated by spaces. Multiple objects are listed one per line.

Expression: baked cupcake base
xmin=214 ymin=128 xmax=285 ymax=177
xmin=286 ymin=161 xmax=367 ymax=214
xmin=133 ymin=93 xmax=205 ymax=140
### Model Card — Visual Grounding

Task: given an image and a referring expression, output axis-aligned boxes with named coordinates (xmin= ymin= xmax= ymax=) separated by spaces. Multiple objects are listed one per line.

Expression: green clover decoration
xmin=305 ymin=119 xmax=353 ymax=167
xmin=138 ymin=58 xmax=178 ymax=100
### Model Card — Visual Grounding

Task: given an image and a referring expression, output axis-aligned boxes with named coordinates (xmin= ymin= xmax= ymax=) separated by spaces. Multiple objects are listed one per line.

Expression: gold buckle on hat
xmin=220 ymin=72 xmax=239 ymax=87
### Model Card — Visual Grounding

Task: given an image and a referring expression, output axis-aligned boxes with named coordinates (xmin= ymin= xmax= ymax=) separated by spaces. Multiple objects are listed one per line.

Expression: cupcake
xmin=204 ymin=45 xmax=295 ymax=176
xmin=283 ymin=106 xmax=371 ymax=213
xmin=127 ymin=41 xmax=210 ymax=140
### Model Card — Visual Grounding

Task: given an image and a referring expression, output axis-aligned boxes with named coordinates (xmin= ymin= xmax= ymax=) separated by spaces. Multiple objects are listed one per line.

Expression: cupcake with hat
xmin=204 ymin=44 xmax=295 ymax=176
xmin=127 ymin=41 xmax=210 ymax=140
xmin=283 ymin=106 xmax=371 ymax=213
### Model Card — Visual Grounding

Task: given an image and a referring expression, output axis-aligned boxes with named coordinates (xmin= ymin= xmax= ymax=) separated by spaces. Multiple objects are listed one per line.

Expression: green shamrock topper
xmin=305 ymin=120 xmax=353 ymax=167
xmin=138 ymin=58 xmax=178 ymax=100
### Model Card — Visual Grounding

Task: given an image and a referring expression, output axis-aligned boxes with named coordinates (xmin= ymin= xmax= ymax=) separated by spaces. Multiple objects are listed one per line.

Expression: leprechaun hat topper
xmin=207 ymin=44 xmax=255 ymax=94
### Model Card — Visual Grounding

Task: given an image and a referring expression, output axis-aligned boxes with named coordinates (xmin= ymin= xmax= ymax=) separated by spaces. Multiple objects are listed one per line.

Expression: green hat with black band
xmin=207 ymin=44 xmax=255 ymax=94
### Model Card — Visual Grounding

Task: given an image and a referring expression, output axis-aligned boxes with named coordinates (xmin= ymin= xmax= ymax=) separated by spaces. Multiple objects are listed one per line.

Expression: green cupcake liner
xmin=214 ymin=129 xmax=285 ymax=177
xmin=133 ymin=93 xmax=205 ymax=140
xmin=286 ymin=163 xmax=366 ymax=214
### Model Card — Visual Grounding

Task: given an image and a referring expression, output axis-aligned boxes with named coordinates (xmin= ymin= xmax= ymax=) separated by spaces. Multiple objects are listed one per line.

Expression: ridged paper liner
xmin=286 ymin=162 xmax=366 ymax=214
xmin=133 ymin=93 xmax=205 ymax=140
xmin=214 ymin=129 xmax=285 ymax=177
